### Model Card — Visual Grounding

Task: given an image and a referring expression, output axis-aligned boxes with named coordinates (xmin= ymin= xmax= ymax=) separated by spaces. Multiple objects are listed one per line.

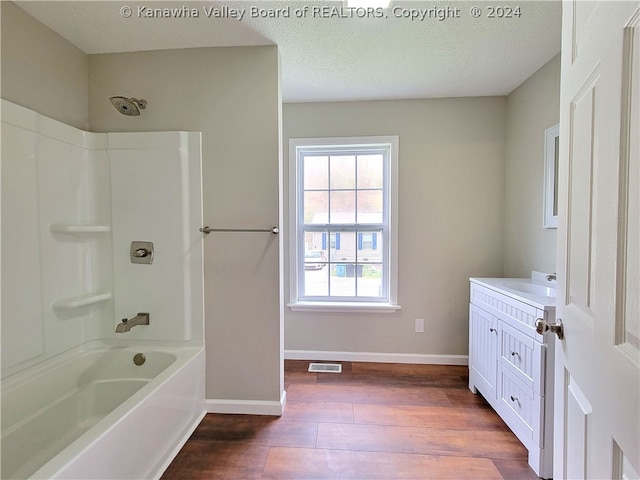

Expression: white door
xmin=555 ymin=1 xmax=640 ymax=479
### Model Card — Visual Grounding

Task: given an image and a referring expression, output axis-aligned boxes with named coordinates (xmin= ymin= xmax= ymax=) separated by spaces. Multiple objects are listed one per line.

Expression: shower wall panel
xmin=108 ymin=131 xmax=204 ymax=342
xmin=1 ymin=100 xmax=113 ymax=377
xmin=1 ymin=115 xmax=44 ymax=369
xmin=1 ymin=100 xmax=204 ymax=379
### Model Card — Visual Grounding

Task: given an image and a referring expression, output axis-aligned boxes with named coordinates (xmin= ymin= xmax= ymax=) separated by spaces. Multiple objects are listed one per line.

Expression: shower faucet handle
xmin=130 ymin=241 xmax=154 ymax=264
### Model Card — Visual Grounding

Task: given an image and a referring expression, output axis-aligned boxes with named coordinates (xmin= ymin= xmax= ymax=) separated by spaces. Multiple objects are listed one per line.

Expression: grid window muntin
xmin=296 ymin=143 xmax=392 ymax=303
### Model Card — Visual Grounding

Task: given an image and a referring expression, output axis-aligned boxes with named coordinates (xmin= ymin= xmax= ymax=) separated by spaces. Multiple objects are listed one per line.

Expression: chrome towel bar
xmin=200 ymin=226 xmax=279 ymax=235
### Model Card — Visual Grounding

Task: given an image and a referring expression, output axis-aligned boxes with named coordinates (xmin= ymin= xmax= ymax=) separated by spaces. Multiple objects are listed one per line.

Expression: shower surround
xmin=1 ymin=99 xmax=205 ymax=478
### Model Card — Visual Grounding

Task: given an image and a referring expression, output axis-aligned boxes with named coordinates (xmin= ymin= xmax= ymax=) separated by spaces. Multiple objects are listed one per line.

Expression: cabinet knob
xmin=489 ymin=327 xmax=496 ymax=333
xmin=511 ymin=351 xmax=520 ymax=358
xmin=510 ymin=395 xmax=519 ymax=404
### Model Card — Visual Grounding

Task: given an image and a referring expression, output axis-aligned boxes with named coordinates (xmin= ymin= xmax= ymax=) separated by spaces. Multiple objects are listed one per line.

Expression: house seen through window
xmin=290 ymin=136 xmax=398 ymax=308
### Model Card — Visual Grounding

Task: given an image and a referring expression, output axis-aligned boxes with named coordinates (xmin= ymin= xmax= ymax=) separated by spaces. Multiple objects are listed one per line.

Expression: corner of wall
xmin=504 ymin=54 xmax=561 ymax=277
xmin=1 ymin=1 xmax=89 ymax=130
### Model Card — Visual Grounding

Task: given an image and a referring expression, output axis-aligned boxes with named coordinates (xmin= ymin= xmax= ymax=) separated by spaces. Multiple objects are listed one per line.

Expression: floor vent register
xmin=308 ymin=363 xmax=342 ymax=373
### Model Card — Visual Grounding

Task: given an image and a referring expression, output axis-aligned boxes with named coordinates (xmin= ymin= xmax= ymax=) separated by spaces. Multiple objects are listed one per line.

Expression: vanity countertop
xmin=470 ymin=274 xmax=557 ymax=310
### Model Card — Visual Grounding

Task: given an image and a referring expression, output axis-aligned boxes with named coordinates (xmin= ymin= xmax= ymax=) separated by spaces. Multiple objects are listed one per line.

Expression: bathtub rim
xmin=1 ymin=338 xmax=203 ymax=384
xmin=1 ymin=339 xmax=204 ymax=480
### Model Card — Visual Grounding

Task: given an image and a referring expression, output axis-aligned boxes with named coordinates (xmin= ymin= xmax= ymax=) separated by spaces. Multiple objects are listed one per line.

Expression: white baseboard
xmin=284 ymin=349 xmax=468 ymax=365
xmin=206 ymin=391 xmax=287 ymax=416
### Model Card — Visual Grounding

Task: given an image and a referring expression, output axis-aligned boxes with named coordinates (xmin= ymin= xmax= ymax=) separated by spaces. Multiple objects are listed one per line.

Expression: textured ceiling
xmin=16 ymin=1 xmax=562 ymax=102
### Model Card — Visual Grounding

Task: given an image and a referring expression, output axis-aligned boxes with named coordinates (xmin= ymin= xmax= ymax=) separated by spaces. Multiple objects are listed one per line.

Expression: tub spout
xmin=116 ymin=313 xmax=150 ymax=333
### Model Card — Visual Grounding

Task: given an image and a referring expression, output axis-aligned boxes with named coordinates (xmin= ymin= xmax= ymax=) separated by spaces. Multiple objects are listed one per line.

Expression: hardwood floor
xmin=161 ymin=361 xmax=539 ymax=479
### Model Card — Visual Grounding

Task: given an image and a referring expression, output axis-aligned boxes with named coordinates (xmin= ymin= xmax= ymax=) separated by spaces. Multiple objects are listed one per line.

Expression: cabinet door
xmin=469 ymin=304 xmax=498 ymax=401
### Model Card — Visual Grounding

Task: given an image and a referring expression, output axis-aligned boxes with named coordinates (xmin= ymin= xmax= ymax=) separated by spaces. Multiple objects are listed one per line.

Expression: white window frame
xmin=288 ymin=136 xmax=400 ymax=313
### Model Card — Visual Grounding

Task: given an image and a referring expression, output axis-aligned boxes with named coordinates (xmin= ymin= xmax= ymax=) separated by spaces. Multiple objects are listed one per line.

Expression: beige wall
xmin=88 ymin=46 xmax=283 ymax=404
xmin=0 ymin=2 xmax=89 ymax=129
xmin=283 ymin=98 xmax=506 ymax=357
xmin=504 ymin=54 xmax=560 ymax=277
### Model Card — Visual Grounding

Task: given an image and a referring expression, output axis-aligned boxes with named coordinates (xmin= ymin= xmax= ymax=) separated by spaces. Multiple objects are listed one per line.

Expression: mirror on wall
xmin=543 ymin=123 xmax=559 ymax=228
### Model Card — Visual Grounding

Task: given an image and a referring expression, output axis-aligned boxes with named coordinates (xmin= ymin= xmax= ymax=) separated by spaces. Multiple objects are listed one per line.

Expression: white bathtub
xmin=1 ymin=341 xmax=205 ymax=479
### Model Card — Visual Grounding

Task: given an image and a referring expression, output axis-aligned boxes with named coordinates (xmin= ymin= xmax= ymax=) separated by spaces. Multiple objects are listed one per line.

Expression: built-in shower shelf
xmin=49 ymin=224 xmax=111 ymax=235
xmin=52 ymin=292 xmax=112 ymax=310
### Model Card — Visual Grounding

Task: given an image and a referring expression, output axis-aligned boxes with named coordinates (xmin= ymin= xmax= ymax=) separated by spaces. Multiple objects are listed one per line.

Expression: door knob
xmin=535 ymin=317 xmax=564 ymax=339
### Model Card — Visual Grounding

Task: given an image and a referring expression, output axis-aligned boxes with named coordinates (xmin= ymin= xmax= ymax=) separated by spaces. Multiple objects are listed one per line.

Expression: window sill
xmin=287 ymin=301 xmax=402 ymax=313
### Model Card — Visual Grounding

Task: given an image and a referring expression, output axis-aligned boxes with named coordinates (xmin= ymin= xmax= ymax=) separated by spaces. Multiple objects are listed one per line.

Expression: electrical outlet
xmin=415 ymin=318 xmax=425 ymax=333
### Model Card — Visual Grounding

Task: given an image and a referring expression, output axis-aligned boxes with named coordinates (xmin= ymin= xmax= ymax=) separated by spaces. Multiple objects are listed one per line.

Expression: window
xmin=288 ymin=136 xmax=399 ymax=312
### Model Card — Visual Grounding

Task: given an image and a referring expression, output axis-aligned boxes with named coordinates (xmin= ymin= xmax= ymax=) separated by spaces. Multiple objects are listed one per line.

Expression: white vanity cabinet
xmin=468 ymin=277 xmax=556 ymax=479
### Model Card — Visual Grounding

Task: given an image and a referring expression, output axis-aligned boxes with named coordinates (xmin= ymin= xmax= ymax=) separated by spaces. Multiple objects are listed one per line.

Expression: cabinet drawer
xmin=499 ymin=367 xmax=543 ymax=448
xmin=499 ymin=322 xmax=545 ymax=395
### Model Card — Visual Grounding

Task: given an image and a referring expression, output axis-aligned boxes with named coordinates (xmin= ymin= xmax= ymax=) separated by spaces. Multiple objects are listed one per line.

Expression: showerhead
xmin=109 ymin=96 xmax=147 ymax=116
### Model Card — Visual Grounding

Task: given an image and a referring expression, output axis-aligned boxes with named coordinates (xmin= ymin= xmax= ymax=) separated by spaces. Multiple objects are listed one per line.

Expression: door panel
xmin=556 ymin=2 xmax=640 ymax=479
xmin=567 ymin=72 xmax=597 ymax=315
xmin=616 ymin=17 xmax=640 ymax=357
xmin=565 ymin=375 xmax=592 ymax=480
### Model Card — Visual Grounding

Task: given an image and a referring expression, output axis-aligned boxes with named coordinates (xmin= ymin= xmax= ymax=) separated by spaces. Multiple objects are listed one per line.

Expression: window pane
xmin=357 ymin=264 xmax=383 ymax=297
xmin=330 ymin=264 xmax=356 ymax=297
xmin=330 ymin=191 xmax=355 ymax=223
xmin=330 ymin=155 xmax=355 ymax=189
xmin=304 ymin=191 xmax=328 ymax=224
xmin=357 ymin=190 xmax=383 ymax=223
xmin=304 ymin=230 xmax=329 ymax=257
xmin=304 ymin=266 xmax=328 ymax=296
xmin=330 ymin=230 xmax=354 ymax=263
xmin=303 ymin=230 xmax=329 ymax=297
xmin=357 ymin=154 xmax=383 ymax=189
xmin=357 ymin=230 xmax=383 ymax=263
xmin=304 ymin=156 xmax=328 ymax=190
